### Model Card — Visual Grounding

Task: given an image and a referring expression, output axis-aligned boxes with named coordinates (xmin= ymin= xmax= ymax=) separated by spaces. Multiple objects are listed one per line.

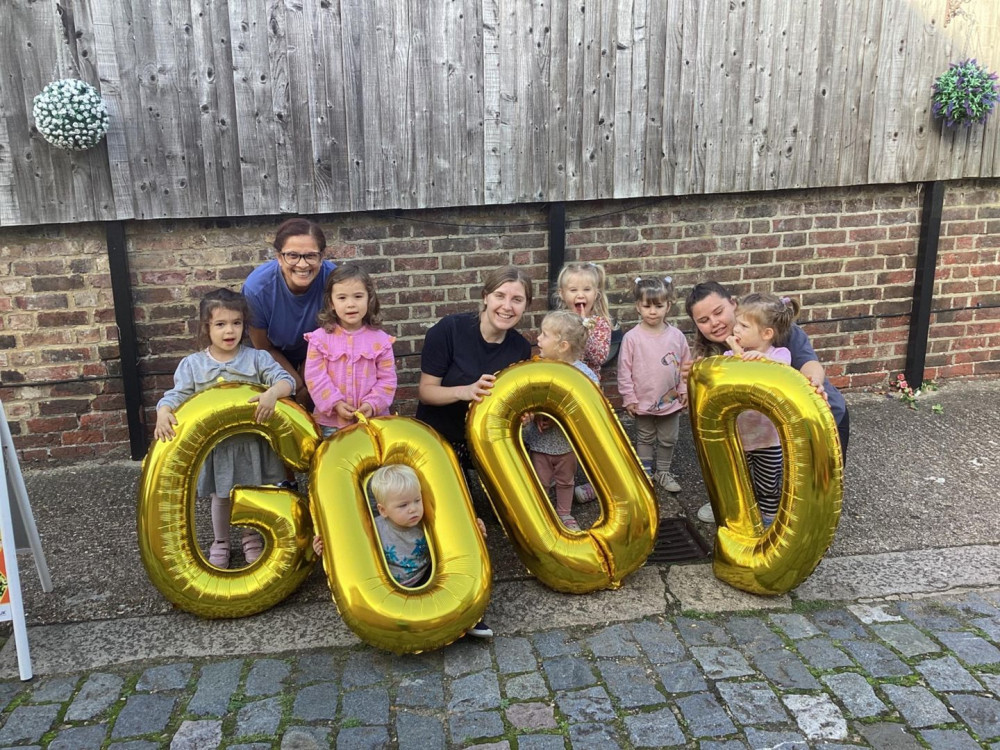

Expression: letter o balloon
xmin=467 ymin=359 xmax=658 ymax=594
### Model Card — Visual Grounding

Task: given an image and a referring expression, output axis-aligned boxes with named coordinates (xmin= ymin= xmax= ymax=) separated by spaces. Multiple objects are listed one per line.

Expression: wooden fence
xmin=0 ymin=0 xmax=998 ymax=226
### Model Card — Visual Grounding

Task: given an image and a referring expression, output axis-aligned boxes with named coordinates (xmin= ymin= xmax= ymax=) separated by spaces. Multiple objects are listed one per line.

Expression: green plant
xmin=931 ymin=59 xmax=999 ymax=128
xmin=32 ymin=78 xmax=109 ymax=150
xmin=931 ymin=404 xmax=944 ymax=414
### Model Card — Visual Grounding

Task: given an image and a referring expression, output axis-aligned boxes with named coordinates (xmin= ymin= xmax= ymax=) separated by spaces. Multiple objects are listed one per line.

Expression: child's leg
xmin=551 ymin=452 xmax=577 ymax=518
xmin=745 ymin=446 xmax=783 ymax=523
xmin=530 ymin=451 xmax=556 ymax=494
xmin=210 ymin=493 xmax=231 ymax=541
xmin=633 ymin=415 xmax=656 ymax=475
xmin=654 ymin=413 xmax=681 ymax=473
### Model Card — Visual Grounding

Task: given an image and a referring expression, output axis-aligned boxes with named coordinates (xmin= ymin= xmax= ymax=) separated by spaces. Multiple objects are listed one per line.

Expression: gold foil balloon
xmin=310 ymin=415 xmax=491 ymax=653
xmin=467 ymin=359 xmax=658 ymax=594
xmin=138 ymin=383 xmax=320 ymax=618
xmin=688 ymin=356 xmax=843 ymax=595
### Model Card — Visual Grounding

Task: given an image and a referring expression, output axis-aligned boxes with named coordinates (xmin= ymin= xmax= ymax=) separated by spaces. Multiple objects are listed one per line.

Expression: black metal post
xmin=905 ymin=181 xmax=944 ymax=388
xmin=547 ymin=202 xmax=566 ymax=308
xmin=106 ymin=221 xmax=148 ymax=459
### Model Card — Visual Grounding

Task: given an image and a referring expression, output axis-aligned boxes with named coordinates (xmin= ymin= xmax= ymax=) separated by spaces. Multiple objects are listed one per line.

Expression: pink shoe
xmin=209 ymin=540 xmax=230 ymax=568
xmin=242 ymin=531 xmax=264 ymax=564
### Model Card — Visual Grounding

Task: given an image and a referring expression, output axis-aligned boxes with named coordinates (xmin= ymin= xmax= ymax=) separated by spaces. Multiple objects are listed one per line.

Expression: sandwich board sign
xmin=0 ymin=400 xmax=52 ymax=680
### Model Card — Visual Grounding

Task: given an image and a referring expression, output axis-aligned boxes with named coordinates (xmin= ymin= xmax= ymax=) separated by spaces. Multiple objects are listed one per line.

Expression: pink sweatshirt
xmin=303 ymin=325 xmax=397 ymax=429
xmin=617 ymin=324 xmax=691 ymax=416
xmin=724 ymin=345 xmax=791 ymax=451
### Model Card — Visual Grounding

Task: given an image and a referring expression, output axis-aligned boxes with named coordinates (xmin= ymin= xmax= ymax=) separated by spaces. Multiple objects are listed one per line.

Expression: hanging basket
xmin=32 ymin=78 xmax=110 ymax=151
xmin=931 ymin=59 xmax=998 ymax=128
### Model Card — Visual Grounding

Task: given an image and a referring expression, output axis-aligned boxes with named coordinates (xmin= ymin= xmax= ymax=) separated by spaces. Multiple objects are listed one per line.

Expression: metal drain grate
xmin=647 ymin=516 xmax=711 ymax=564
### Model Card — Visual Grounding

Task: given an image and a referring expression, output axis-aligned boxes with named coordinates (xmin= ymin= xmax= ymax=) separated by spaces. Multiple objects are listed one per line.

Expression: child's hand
xmin=459 ymin=374 xmax=496 ymax=402
xmin=249 ymin=390 xmax=280 ymax=423
xmin=334 ymin=401 xmax=356 ymax=422
xmin=624 ymin=403 xmax=638 ymax=416
xmin=521 ymin=412 xmax=534 ymax=424
xmin=678 ymin=393 xmax=688 ymax=409
xmin=741 ymin=350 xmax=765 ymax=361
xmin=312 ymin=535 xmax=324 ymax=556
xmin=476 ymin=518 xmax=487 ymax=538
xmin=357 ymin=402 xmax=374 ymax=418
xmin=534 ymin=415 xmax=552 ymax=432
xmin=726 ymin=335 xmax=744 ymax=356
xmin=154 ymin=407 xmax=177 ymax=441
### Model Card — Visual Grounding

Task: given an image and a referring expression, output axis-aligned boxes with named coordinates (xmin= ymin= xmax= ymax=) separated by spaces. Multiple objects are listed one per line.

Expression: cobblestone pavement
xmin=1 ymin=589 xmax=1000 ymax=749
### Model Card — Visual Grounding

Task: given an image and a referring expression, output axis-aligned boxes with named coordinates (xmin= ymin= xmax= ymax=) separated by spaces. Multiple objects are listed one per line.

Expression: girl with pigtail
xmin=723 ymin=292 xmax=801 ymax=526
xmin=617 ymin=276 xmax=691 ymax=493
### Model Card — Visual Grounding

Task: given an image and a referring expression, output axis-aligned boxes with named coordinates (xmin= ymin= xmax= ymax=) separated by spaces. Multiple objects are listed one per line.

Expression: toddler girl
xmin=523 ymin=310 xmax=599 ymax=531
xmin=554 ymin=262 xmax=613 ymax=378
xmin=313 ymin=464 xmax=493 ymax=638
xmin=304 ymin=264 xmax=397 ymax=437
xmin=617 ymin=277 xmax=691 ymax=493
xmin=724 ymin=292 xmax=801 ymax=526
xmin=154 ymin=289 xmax=295 ymax=568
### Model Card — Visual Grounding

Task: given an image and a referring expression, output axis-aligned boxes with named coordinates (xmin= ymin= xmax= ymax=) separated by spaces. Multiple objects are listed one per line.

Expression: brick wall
xmin=0 ymin=179 xmax=997 ymax=463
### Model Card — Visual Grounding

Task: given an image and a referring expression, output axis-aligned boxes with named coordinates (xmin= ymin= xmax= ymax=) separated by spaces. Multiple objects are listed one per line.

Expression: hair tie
xmin=780 ymin=296 xmax=791 ymax=307
xmin=663 ymin=276 xmax=672 ymax=284
xmin=588 ymin=262 xmax=598 ymax=268
xmin=634 ymin=276 xmax=642 ymax=285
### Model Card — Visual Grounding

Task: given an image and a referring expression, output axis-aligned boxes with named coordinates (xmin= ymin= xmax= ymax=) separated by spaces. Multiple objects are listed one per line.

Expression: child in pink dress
xmin=617 ymin=276 xmax=691 ymax=493
xmin=304 ymin=264 xmax=396 ymax=436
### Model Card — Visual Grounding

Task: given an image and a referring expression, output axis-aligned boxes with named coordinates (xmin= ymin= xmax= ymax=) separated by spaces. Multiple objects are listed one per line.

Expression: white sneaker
xmin=467 ymin=621 xmax=493 ymax=638
xmin=654 ymin=471 xmax=681 ymax=493
xmin=696 ymin=503 xmax=715 ymax=524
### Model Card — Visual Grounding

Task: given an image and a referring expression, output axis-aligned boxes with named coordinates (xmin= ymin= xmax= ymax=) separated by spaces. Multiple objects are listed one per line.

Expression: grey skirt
xmin=196 ymin=433 xmax=286 ymax=498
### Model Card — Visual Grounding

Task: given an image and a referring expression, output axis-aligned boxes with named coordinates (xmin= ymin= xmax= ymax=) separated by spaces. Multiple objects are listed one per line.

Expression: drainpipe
xmin=547 ymin=202 xmax=566 ymax=308
xmin=106 ymin=221 xmax=148 ymax=459
xmin=904 ymin=181 xmax=944 ymax=389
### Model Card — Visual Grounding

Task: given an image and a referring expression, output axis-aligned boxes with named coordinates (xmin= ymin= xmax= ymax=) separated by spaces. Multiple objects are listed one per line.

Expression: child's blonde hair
xmin=540 ymin=310 xmax=590 ymax=361
xmin=369 ymin=464 xmax=421 ymax=507
xmin=555 ymin=262 xmax=610 ymax=319
xmin=736 ymin=293 xmax=801 ymax=346
xmin=317 ymin=264 xmax=382 ymax=331
xmin=632 ymin=275 xmax=677 ymax=309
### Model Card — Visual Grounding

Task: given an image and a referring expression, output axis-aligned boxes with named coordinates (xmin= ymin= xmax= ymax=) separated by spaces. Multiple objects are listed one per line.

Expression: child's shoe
xmin=467 ymin=621 xmax=494 ymax=638
xmin=696 ymin=503 xmax=715 ymax=524
xmin=654 ymin=471 xmax=681 ymax=493
xmin=573 ymin=484 xmax=597 ymax=504
xmin=242 ymin=530 xmax=264 ymax=564
xmin=558 ymin=513 xmax=581 ymax=532
xmin=209 ymin=540 xmax=230 ymax=568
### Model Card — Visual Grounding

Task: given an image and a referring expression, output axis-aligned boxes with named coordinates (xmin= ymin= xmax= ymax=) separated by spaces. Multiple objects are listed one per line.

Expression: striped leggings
xmin=745 ymin=445 xmax=783 ymax=519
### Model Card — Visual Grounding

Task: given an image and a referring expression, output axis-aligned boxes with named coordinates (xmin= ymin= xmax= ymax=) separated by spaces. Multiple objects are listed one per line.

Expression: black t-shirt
xmin=415 ymin=312 xmax=532 ymax=444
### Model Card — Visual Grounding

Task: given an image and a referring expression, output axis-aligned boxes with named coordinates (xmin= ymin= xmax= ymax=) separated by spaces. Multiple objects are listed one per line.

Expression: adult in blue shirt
xmin=685 ymin=281 xmax=850 ymax=523
xmin=243 ymin=218 xmax=336 ymax=406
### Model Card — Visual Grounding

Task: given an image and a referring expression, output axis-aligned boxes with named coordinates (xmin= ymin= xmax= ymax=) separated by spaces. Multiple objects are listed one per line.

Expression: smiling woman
xmin=243 ymin=218 xmax=338 ymax=407
xmin=415 ymin=266 xmax=535 ymax=467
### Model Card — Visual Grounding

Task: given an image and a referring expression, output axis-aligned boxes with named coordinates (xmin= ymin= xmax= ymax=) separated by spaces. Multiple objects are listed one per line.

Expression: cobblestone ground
xmin=1 ymin=591 xmax=1000 ymax=749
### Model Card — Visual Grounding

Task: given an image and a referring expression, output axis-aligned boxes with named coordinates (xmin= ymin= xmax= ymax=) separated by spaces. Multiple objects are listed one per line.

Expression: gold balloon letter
xmin=688 ymin=356 xmax=843 ymax=595
xmin=138 ymin=383 xmax=320 ymax=618
xmin=467 ymin=359 xmax=658 ymax=594
xmin=310 ymin=416 xmax=491 ymax=653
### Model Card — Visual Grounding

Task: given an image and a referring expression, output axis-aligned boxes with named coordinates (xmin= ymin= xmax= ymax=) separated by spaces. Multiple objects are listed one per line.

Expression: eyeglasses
xmin=280 ymin=251 xmax=322 ymax=265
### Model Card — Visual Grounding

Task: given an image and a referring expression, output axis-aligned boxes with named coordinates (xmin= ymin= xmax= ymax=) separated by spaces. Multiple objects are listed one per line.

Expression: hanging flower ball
xmin=32 ymin=79 xmax=110 ymax=151
xmin=931 ymin=59 xmax=999 ymax=128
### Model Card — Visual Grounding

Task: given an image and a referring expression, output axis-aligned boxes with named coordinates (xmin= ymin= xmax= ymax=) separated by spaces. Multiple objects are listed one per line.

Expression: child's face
xmin=331 ymin=278 xmax=369 ymax=332
xmin=536 ymin=323 xmax=570 ymax=362
xmin=637 ymin=298 xmax=668 ymax=329
xmin=207 ymin=308 xmax=244 ymax=357
xmin=560 ymin=272 xmax=598 ymax=317
xmin=732 ymin=313 xmax=772 ymax=353
xmin=377 ymin=487 xmax=424 ymax=528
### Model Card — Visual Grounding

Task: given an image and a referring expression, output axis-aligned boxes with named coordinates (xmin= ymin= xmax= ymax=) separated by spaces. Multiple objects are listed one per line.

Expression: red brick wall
xmin=1 ymin=180 xmax=997 ymax=463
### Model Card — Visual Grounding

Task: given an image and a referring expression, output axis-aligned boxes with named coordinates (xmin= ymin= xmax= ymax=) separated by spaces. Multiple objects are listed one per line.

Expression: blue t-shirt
xmin=243 ymin=259 xmax=336 ymax=366
xmin=787 ymin=325 xmax=847 ymax=425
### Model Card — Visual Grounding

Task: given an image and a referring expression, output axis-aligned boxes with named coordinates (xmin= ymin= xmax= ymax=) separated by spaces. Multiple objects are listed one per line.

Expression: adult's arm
xmin=417 ymin=372 xmax=494 ymax=406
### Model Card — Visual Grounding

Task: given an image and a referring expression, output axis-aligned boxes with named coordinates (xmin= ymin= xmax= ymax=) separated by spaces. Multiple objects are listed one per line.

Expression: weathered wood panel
xmin=1 ymin=0 xmax=999 ymax=226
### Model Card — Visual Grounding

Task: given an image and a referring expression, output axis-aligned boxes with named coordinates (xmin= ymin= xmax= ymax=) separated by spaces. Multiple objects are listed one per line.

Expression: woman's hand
xmin=154 ymin=407 xmax=177 ymax=441
xmin=458 ymin=374 xmax=497 ymax=403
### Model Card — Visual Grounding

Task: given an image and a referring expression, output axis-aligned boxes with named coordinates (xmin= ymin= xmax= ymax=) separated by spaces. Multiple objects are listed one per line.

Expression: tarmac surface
xmin=0 ymin=378 xmax=997 ymax=748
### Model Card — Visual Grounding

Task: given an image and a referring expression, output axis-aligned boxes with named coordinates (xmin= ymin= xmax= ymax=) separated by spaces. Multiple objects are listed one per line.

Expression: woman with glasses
xmin=243 ymin=218 xmax=337 ymax=406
